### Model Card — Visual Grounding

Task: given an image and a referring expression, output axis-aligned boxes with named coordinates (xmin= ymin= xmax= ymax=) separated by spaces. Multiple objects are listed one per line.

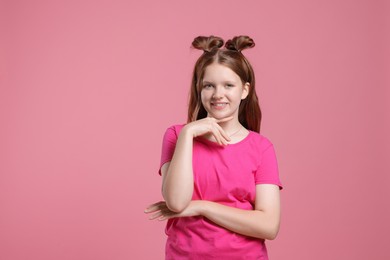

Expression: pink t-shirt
xmin=159 ymin=124 xmax=283 ymax=260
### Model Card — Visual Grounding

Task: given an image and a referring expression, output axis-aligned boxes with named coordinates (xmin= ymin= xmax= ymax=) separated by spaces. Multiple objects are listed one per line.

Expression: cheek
xmin=229 ymin=91 xmax=243 ymax=102
xmin=200 ymin=90 xmax=209 ymax=103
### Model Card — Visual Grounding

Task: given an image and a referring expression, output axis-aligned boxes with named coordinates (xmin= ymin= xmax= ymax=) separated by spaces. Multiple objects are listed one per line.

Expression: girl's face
xmin=201 ymin=63 xmax=249 ymax=121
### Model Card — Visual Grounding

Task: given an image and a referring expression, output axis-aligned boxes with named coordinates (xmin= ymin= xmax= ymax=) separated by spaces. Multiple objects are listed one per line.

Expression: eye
xmin=203 ymin=84 xmax=214 ymax=89
xmin=226 ymin=83 xmax=235 ymax=88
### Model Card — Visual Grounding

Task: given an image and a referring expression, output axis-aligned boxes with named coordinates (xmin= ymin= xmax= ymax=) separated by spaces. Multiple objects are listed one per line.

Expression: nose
xmin=212 ymin=86 xmax=224 ymax=99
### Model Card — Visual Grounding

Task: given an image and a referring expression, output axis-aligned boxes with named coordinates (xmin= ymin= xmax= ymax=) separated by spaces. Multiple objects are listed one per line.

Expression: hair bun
xmin=192 ymin=36 xmax=224 ymax=52
xmin=225 ymin=36 xmax=255 ymax=52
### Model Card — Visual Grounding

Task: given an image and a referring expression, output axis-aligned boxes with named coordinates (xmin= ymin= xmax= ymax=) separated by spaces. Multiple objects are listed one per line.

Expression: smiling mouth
xmin=211 ymin=102 xmax=228 ymax=108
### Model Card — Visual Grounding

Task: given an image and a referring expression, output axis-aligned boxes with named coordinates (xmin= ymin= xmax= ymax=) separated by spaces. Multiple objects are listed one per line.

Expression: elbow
xmin=265 ymin=230 xmax=279 ymax=240
xmin=254 ymin=219 xmax=280 ymax=240
xmin=256 ymin=228 xmax=278 ymax=240
xmin=264 ymin=224 xmax=280 ymax=240
xmin=165 ymin=200 xmax=189 ymax=213
xmin=164 ymin=196 xmax=190 ymax=213
xmin=161 ymin=186 xmax=193 ymax=212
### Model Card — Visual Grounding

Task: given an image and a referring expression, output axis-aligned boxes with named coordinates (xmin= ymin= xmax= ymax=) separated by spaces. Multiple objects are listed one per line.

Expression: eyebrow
xmin=202 ymin=81 xmax=213 ymax=85
xmin=202 ymin=80 xmax=236 ymax=85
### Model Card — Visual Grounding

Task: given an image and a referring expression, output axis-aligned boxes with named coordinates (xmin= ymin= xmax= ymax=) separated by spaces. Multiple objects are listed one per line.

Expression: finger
xmin=149 ymin=211 xmax=163 ymax=220
xmin=153 ymin=210 xmax=176 ymax=221
xmin=145 ymin=207 xmax=159 ymax=213
xmin=144 ymin=201 xmax=165 ymax=213
xmin=212 ymin=125 xmax=229 ymax=145
xmin=215 ymin=116 xmax=234 ymax=124
xmin=146 ymin=201 xmax=165 ymax=208
xmin=158 ymin=213 xmax=175 ymax=221
xmin=215 ymin=124 xmax=231 ymax=142
xmin=218 ymin=133 xmax=229 ymax=146
xmin=210 ymin=127 xmax=224 ymax=146
xmin=158 ymin=215 xmax=169 ymax=221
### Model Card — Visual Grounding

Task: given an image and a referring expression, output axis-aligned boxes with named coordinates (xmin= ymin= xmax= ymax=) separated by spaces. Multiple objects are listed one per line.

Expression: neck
xmin=218 ymin=118 xmax=242 ymax=133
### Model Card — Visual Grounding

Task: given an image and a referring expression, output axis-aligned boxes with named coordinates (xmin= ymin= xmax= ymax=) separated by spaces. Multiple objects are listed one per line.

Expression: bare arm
xmin=161 ymin=117 xmax=233 ymax=212
xmin=161 ymin=127 xmax=194 ymax=212
xmin=147 ymin=184 xmax=281 ymax=240
xmin=198 ymin=184 xmax=281 ymax=240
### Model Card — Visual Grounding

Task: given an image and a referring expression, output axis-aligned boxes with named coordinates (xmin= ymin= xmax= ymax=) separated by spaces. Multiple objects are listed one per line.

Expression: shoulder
xmin=248 ymin=131 xmax=275 ymax=150
xmin=163 ymin=123 xmax=186 ymax=139
xmin=165 ymin=123 xmax=185 ymax=134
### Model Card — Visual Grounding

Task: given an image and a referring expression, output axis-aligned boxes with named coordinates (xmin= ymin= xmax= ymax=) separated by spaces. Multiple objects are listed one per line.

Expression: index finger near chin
xmin=216 ymin=116 xmax=234 ymax=123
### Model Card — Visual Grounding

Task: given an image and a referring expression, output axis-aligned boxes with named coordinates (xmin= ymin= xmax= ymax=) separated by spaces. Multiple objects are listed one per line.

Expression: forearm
xmin=162 ymin=128 xmax=194 ymax=212
xmin=199 ymin=201 xmax=280 ymax=240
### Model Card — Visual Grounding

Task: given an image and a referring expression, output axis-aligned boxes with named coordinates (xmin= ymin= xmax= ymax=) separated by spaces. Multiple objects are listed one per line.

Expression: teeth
xmin=213 ymin=103 xmax=227 ymax=106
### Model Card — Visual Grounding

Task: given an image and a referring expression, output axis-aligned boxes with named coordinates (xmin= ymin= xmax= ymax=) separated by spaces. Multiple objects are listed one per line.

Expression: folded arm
xmin=147 ymin=184 xmax=281 ymax=240
xmin=198 ymin=184 xmax=281 ymax=240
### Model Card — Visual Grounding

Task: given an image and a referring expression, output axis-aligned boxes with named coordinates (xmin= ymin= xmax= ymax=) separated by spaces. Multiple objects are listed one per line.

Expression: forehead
xmin=202 ymin=63 xmax=241 ymax=82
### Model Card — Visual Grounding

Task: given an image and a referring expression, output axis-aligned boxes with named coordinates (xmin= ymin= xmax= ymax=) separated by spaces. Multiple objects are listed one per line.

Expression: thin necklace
xmin=228 ymin=125 xmax=243 ymax=138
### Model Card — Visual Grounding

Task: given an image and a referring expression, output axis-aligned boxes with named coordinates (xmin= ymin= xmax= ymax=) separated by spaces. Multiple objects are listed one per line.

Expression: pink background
xmin=0 ymin=0 xmax=389 ymax=259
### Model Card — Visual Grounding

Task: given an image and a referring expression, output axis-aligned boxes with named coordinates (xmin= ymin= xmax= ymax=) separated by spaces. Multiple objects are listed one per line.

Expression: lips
xmin=211 ymin=102 xmax=228 ymax=109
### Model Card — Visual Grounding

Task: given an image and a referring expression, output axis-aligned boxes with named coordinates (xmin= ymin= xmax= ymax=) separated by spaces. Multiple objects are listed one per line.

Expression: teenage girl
xmin=145 ymin=35 xmax=283 ymax=259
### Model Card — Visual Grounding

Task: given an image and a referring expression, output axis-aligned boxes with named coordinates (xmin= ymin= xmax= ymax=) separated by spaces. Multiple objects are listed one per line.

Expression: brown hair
xmin=187 ymin=35 xmax=262 ymax=132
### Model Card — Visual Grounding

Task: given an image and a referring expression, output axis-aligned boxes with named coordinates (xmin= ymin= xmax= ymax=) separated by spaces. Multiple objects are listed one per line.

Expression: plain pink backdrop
xmin=0 ymin=0 xmax=389 ymax=259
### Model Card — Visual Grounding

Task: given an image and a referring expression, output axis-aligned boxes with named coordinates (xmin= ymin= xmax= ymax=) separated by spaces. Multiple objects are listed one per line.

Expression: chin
xmin=208 ymin=112 xmax=235 ymax=120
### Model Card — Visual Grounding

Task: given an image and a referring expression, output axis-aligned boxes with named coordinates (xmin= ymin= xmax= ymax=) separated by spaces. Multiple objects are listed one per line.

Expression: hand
xmin=183 ymin=116 xmax=234 ymax=146
xmin=144 ymin=201 xmax=203 ymax=221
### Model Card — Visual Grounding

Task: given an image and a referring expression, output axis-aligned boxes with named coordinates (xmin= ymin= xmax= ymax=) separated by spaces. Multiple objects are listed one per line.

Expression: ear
xmin=241 ymin=82 xmax=250 ymax=100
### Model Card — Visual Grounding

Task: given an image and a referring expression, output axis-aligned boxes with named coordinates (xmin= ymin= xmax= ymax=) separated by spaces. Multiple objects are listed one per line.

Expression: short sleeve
xmin=158 ymin=125 xmax=180 ymax=175
xmin=254 ymin=144 xmax=283 ymax=190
